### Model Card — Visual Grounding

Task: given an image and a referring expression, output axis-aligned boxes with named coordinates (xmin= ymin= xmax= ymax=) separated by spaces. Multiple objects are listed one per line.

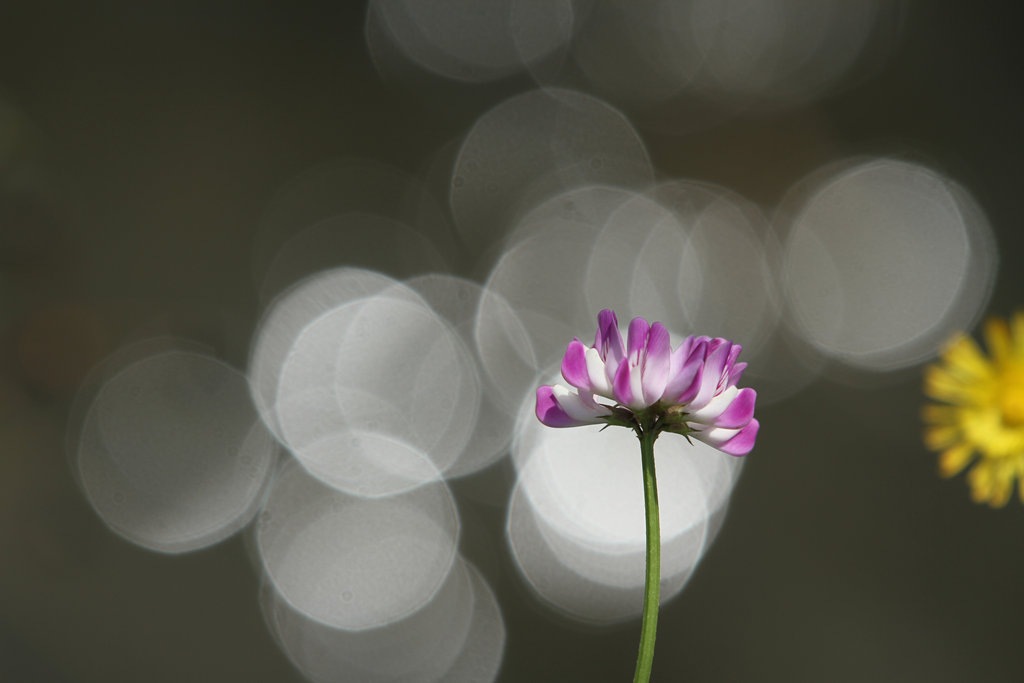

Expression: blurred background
xmin=1 ymin=1 xmax=1023 ymax=681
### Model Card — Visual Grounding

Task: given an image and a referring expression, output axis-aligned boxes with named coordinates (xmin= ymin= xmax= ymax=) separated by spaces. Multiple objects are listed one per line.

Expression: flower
xmin=923 ymin=312 xmax=1024 ymax=507
xmin=535 ymin=309 xmax=759 ymax=456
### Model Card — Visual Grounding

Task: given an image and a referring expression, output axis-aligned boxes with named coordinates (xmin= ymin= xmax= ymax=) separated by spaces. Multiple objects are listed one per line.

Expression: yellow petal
xmin=968 ymin=461 xmax=995 ymax=503
xmin=924 ymin=365 xmax=986 ymax=404
xmin=924 ymin=426 xmax=959 ymax=450
xmin=941 ymin=335 xmax=994 ymax=381
xmin=984 ymin=317 xmax=1011 ymax=363
xmin=1011 ymin=311 xmax=1024 ymax=358
xmin=921 ymin=404 xmax=958 ymax=425
xmin=988 ymin=464 xmax=1013 ymax=508
xmin=938 ymin=443 xmax=974 ymax=477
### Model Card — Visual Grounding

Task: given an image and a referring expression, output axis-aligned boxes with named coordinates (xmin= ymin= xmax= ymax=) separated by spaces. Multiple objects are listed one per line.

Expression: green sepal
xmin=599 ymin=405 xmax=639 ymax=431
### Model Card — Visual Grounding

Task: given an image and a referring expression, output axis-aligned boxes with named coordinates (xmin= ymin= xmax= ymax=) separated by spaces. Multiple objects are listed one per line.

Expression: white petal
xmin=689 ymin=385 xmax=738 ymax=423
xmin=693 ymin=424 xmax=740 ymax=446
xmin=585 ymin=347 xmax=613 ymax=398
xmin=628 ymin=361 xmax=645 ymax=409
xmin=552 ymin=384 xmax=606 ymax=422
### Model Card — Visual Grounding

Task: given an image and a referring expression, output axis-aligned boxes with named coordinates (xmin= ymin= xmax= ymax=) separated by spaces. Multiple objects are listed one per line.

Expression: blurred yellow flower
xmin=923 ymin=312 xmax=1024 ymax=507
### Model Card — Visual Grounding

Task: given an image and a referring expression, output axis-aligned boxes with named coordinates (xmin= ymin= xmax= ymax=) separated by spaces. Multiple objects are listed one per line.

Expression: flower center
xmin=999 ymin=364 xmax=1024 ymax=427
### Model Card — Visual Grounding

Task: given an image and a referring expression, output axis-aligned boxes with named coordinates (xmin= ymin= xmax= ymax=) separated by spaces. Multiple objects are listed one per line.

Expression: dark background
xmin=1 ymin=2 xmax=1022 ymax=681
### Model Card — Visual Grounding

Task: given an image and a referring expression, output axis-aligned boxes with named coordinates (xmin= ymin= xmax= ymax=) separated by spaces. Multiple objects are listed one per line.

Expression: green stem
xmin=633 ymin=430 xmax=661 ymax=683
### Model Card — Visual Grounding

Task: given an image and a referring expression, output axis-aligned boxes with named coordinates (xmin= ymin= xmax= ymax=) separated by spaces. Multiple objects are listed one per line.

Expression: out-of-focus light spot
xmin=780 ymin=158 xmax=997 ymax=371
xmin=248 ymin=268 xmax=425 ymax=444
xmin=501 ymin=182 xmax=636 ymax=247
xmin=480 ymin=185 xmax=661 ymax=381
xmin=450 ymin=88 xmax=653 ymax=256
xmin=473 ymin=179 xmax=786 ymax=411
xmin=651 ymin=181 xmax=812 ymax=403
xmin=251 ymin=158 xmax=456 ymax=302
xmin=580 ymin=186 xmax=698 ymax=336
xmin=73 ymin=348 xmax=277 ymax=553
xmin=273 ymin=290 xmax=479 ymax=496
xmin=263 ymin=557 xmax=504 ymax=683
xmin=649 ymin=178 xmax=824 ymax=402
xmin=560 ymin=0 xmax=901 ymax=132
xmin=688 ymin=0 xmax=883 ymax=103
xmin=366 ymin=0 xmax=575 ymax=84
xmin=567 ymin=2 xmax=705 ymax=109
xmin=668 ymin=184 xmax=781 ymax=351
xmin=507 ymin=384 xmax=741 ymax=623
xmin=471 ymin=185 xmax=642 ymax=412
xmin=473 ymin=286 xmax=539 ymax=414
xmin=489 ymin=179 xmax=800 ymax=404
xmin=405 ymin=274 xmax=514 ymax=477
xmin=257 ymin=460 xmax=460 ymax=631
xmin=474 ymin=177 xmax=821 ymax=407
xmin=476 ymin=218 xmax=601 ymax=409
xmin=437 ymin=564 xmax=506 ymax=682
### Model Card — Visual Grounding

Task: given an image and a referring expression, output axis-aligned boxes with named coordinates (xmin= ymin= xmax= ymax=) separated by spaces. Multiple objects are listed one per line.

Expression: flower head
xmin=535 ymin=310 xmax=759 ymax=456
xmin=923 ymin=312 xmax=1024 ymax=507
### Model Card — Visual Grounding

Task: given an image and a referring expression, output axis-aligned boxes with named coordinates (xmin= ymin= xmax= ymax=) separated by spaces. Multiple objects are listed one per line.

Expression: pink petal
xmin=560 ymin=338 xmax=592 ymax=391
xmin=728 ymin=361 xmax=747 ymax=387
xmin=535 ymin=386 xmax=582 ymax=428
xmin=595 ymin=309 xmax=625 ymax=368
xmin=536 ymin=385 xmax=608 ymax=427
xmin=627 ymin=317 xmax=650 ymax=363
xmin=689 ymin=340 xmax=731 ymax=409
xmin=713 ymin=387 xmax=756 ymax=430
xmin=718 ymin=418 xmax=759 ymax=456
xmin=613 ymin=358 xmax=634 ymax=407
xmin=667 ymin=336 xmax=695 ymax=378
xmin=726 ymin=343 xmax=743 ymax=371
xmin=594 ymin=309 xmax=617 ymax=348
xmin=641 ymin=322 xmax=671 ymax=403
xmin=674 ymin=363 xmax=704 ymax=405
xmin=666 ymin=339 xmax=707 ymax=403
xmin=719 ymin=343 xmax=743 ymax=391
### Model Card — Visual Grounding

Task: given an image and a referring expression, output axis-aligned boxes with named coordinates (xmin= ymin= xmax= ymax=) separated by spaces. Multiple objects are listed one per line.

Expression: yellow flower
xmin=923 ymin=312 xmax=1024 ymax=507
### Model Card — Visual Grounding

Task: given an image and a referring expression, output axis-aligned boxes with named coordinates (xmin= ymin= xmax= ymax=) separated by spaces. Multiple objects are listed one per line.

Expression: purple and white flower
xmin=535 ymin=309 xmax=759 ymax=456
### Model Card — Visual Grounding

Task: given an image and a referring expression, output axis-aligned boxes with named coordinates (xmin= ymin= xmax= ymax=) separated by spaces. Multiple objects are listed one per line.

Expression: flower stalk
xmin=634 ymin=427 xmax=661 ymax=683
